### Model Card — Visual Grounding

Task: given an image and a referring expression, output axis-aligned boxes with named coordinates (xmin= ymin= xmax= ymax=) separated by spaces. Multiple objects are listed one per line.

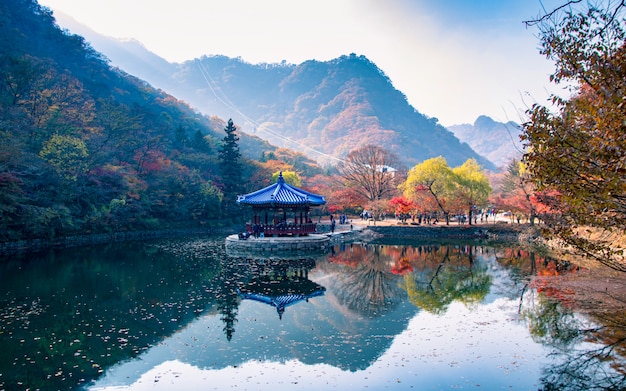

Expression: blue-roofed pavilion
xmin=237 ymin=172 xmax=326 ymax=237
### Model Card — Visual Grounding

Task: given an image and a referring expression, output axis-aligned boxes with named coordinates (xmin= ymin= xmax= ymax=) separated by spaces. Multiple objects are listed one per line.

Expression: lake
xmin=0 ymin=235 xmax=624 ymax=390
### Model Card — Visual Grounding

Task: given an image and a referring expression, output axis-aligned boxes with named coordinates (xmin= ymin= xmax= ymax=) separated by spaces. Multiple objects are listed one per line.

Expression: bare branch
xmin=523 ymin=0 xmax=583 ymax=27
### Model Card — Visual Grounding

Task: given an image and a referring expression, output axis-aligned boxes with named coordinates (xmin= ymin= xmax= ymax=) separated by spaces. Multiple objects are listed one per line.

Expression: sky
xmin=37 ymin=0 xmax=564 ymax=126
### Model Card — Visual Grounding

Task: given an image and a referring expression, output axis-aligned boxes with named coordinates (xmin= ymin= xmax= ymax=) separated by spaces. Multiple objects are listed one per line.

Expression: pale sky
xmin=38 ymin=0 xmax=563 ymax=126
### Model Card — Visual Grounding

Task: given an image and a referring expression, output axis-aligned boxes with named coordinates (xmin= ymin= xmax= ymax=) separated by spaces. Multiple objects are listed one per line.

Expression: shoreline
xmin=0 ymin=227 xmax=228 ymax=257
xmin=325 ymin=219 xmax=534 ymax=242
xmin=0 ymin=221 xmax=536 ymax=257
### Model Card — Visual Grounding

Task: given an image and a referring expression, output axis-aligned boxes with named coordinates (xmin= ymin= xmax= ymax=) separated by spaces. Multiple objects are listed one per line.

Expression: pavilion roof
xmin=236 ymin=172 xmax=326 ymax=207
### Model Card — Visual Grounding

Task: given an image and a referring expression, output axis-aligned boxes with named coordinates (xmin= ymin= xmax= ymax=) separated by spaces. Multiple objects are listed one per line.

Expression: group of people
xmin=328 ymin=214 xmax=351 ymax=233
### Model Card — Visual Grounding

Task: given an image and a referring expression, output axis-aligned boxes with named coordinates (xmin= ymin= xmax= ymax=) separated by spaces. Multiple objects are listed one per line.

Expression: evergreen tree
xmin=191 ymin=129 xmax=210 ymax=153
xmin=218 ymin=119 xmax=242 ymax=210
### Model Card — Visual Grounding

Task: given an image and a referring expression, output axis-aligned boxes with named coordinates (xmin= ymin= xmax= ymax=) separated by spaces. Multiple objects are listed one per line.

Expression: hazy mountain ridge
xmin=163 ymin=53 xmax=496 ymax=170
xmin=62 ymin=12 xmax=496 ymax=170
xmin=447 ymin=115 xmax=523 ymax=168
xmin=196 ymin=55 xmax=495 ymax=169
xmin=53 ymin=12 xmax=177 ymax=86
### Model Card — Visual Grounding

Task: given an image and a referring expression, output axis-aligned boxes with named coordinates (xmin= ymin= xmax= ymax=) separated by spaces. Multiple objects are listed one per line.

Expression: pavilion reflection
xmin=235 ymin=258 xmax=326 ymax=319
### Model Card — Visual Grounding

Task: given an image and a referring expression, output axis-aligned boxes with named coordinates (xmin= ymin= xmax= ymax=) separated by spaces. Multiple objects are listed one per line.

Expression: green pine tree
xmin=218 ymin=119 xmax=242 ymax=212
xmin=191 ymin=129 xmax=210 ymax=153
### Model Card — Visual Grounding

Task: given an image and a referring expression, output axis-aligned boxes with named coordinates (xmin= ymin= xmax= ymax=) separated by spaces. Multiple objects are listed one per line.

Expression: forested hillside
xmin=59 ymin=16 xmax=494 ymax=170
xmin=0 ymin=0 xmax=319 ymax=242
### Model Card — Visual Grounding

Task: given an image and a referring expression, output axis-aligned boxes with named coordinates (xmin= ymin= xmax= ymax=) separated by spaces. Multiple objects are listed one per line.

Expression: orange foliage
xmin=391 ymin=257 xmax=413 ymax=275
xmin=389 ymin=196 xmax=415 ymax=215
xmin=529 ymin=190 xmax=560 ymax=214
xmin=328 ymin=188 xmax=366 ymax=212
xmin=411 ymin=191 xmax=441 ymax=213
xmin=135 ymin=149 xmax=171 ymax=174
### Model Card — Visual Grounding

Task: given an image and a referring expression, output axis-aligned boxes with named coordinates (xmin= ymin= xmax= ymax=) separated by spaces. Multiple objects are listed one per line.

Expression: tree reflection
xmin=326 ymin=243 xmax=492 ymax=316
xmin=327 ymin=244 xmax=405 ymax=316
xmin=492 ymin=244 xmax=626 ymax=390
xmin=401 ymin=245 xmax=492 ymax=314
xmin=213 ymin=267 xmax=240 ymax=341
xmin=522 ymin=288 xmax=626 ymax=390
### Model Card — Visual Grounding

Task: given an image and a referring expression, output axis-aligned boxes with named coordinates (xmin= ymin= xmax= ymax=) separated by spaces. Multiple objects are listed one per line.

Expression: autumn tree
xmin=452 ymin=159 xmax=491 ymax=225
xmin=271 ymin=170 xmax=301 ymax=187
xmin=338 ymin=144 xmax=402 ymax=202
xmin=522 ymin=2 xmax=626 ymax=270
xmin=390 ymin=196 xmax=416 ymax=223
xmin=39 ymin=134 xmax=89 ymax=180
xmin=495 ymin=159 xmax=539 ymax=224
xmin=400 ymin=156 xmax=456 ymax=224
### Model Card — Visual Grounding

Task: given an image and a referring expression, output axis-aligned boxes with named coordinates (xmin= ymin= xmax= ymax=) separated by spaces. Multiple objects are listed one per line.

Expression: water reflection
xmin=326 ymin=243 xmax=405 ymax=316
xmin=0 ymin=238 xmax=624 ymax=390
xmin=237 ymin=258 xmax=325 ymax=319
xmin=0 ymin=239 xmax=223 ymax=390
xmin=498 ymin=246 xmax=626 ymax=390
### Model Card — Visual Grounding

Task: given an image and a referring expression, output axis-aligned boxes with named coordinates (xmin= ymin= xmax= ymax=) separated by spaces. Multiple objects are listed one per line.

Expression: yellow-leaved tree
xmin=39 ymin=134 xmax=88 ymax=180
xmin=452 ymin=159 xmax=491 ymax=225
xmin=400 ymin=156 xmax=456 ymax=225
xmin=272 ymin=170 xmax=301 ymax=187
xmin=400 ymin=157 xmax=491 ymax=225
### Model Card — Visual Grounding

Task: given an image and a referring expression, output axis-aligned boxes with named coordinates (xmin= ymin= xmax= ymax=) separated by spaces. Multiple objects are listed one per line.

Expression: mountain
xmin=447 ymin=116 xmax=523 ymax=168
xmin=60 ymin=13 xmax=495 ymax=171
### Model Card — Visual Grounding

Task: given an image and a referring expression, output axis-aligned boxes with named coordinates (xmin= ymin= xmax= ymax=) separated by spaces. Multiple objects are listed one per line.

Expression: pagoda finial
xmin=277 ymin=171 xmax=284 ymax=183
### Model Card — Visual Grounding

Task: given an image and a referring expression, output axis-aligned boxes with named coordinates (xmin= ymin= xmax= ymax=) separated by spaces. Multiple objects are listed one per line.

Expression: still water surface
xmin=0 ymin=236 xmax=624 ymax=390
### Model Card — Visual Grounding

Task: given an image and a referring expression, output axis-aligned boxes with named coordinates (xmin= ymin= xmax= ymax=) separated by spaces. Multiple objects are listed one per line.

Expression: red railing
xmin=246 ymin=223 xmax=317 ymax=236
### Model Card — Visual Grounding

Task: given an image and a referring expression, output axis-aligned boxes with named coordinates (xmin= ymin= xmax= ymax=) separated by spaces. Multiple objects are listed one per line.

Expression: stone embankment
xmin=225 ymin=233 xmax=330 ymax=252
xmin=324 ymin=221 xmax=536 ymax=243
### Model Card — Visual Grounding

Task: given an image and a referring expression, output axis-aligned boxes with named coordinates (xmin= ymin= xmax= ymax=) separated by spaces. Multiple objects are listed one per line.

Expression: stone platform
xmin=225 ymin=233 xmax=330 ymax=253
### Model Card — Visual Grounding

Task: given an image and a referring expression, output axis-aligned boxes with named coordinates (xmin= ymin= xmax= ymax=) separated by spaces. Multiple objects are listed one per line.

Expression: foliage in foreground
xmin=522 ymin=1 xmax=626 ymax=270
